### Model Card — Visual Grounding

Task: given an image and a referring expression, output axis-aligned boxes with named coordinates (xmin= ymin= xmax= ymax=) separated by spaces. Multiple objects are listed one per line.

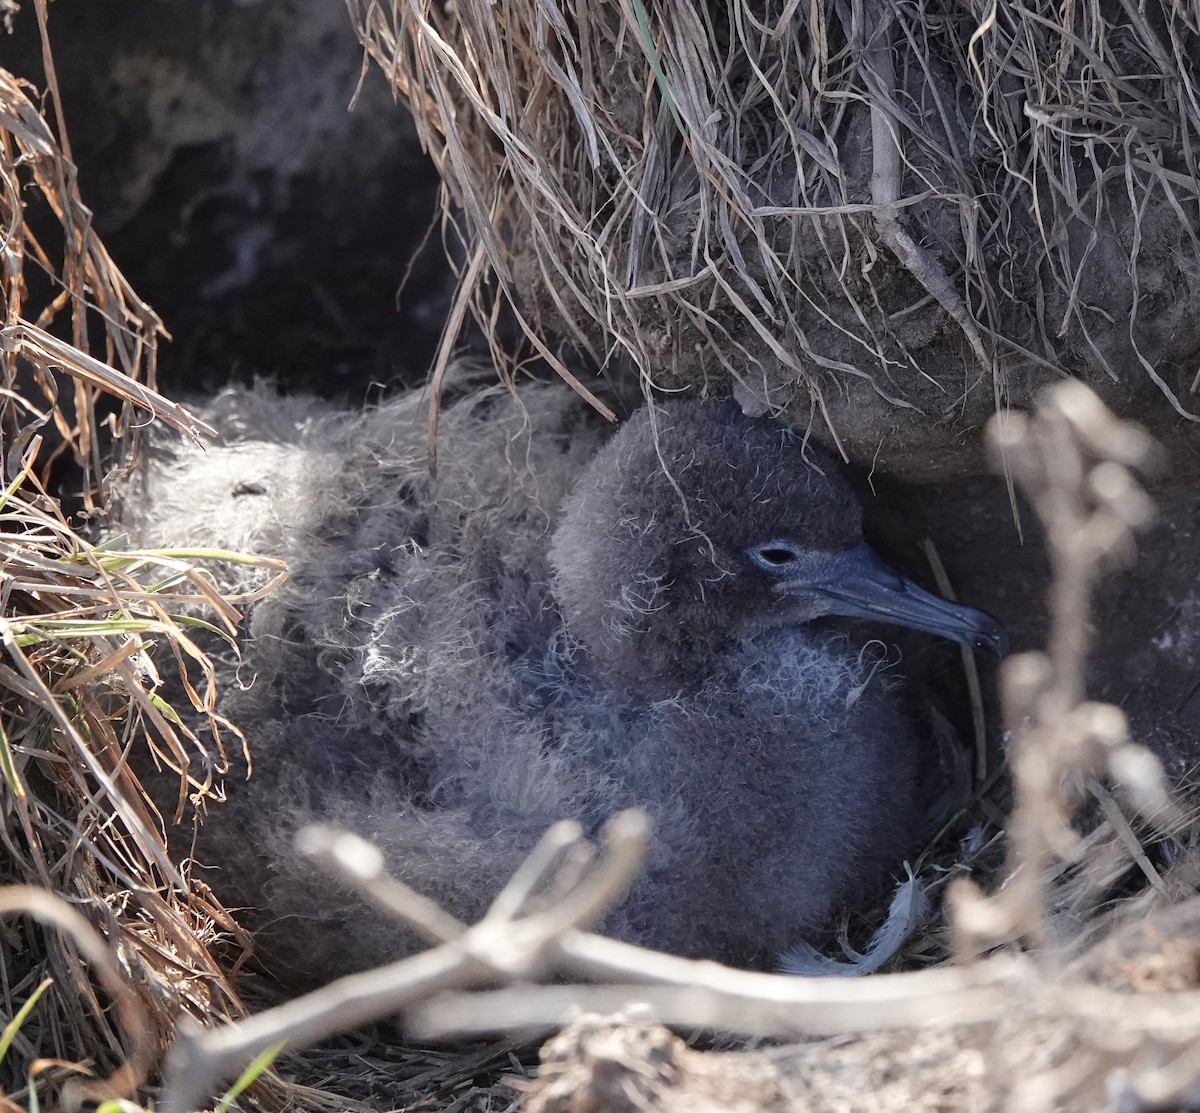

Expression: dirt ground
xmin=895 ymin=462 xmax=1200 ymax=784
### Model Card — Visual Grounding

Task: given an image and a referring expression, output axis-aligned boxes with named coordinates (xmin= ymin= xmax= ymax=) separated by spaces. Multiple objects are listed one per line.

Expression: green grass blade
xmin=0 ymin=977 xmax=53 ymax=1065
xmin=0 ymin=470 xmax=26 ymax=515
xmin=629 ymin=0 xmax=686 ymax=140
xmin=0 ymin=714 xmax=27 ymax=798
xmin=215 ymin=1040 xmax=284 ymax=1113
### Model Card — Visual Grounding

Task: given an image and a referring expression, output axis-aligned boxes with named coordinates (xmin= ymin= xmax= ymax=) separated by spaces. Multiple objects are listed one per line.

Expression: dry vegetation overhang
xmin=351 ymin=0 xmax=1200 ymax=475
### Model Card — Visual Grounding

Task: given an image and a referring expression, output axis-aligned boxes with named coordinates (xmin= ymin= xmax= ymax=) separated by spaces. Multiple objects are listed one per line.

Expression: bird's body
xmin=117 ymin=383 xmax=1000 ymax=983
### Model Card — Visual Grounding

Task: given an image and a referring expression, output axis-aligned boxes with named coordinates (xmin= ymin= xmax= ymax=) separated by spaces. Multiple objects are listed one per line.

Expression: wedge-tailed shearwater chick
xmin=117 ymin=383 xmax=1003 ymax=984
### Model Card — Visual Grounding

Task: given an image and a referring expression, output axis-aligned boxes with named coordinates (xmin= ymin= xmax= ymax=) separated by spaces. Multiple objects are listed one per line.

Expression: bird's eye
xmin=747 ymin=541 xmax=804 ymax=573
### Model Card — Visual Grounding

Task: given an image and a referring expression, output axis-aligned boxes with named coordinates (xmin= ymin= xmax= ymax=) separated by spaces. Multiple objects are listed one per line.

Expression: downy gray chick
xmin=116 ymin=383 xmax=1003 ymax=985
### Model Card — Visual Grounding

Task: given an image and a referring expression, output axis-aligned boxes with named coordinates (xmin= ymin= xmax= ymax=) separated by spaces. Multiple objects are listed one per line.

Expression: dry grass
xmin=348 ymin=0 xmax=1200 ymax=443
xmin=0 ymin=8 xmax=293 ymax=1109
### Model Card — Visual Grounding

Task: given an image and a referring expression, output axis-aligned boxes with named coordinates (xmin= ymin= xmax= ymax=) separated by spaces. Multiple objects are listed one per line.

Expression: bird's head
xmin=550 ymin=399 xmax=1005 ymax=696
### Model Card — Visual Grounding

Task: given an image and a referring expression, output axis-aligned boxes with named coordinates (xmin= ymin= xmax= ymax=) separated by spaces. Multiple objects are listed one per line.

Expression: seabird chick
xmin=117 ymin=384 xmax=1003 ymax=983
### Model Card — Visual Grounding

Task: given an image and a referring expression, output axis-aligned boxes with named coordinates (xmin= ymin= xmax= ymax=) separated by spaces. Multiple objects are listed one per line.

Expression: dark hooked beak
xmin=784 ymin=543 xmax=1009 ymax=656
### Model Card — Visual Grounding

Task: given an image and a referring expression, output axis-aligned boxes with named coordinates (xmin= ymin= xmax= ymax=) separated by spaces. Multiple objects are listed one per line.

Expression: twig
xmin=296 ymin=826 xmax=466 ymax=946
xmin=407 ymin=939 xmax=1021 ymax=1040
xmin=159 ymin=812 xmax=649 ymax=1113
xmin=161 ymin=806 xmax=1018 ymax=1112
xmin=953 ymin=380 xmax=1166 ymax=954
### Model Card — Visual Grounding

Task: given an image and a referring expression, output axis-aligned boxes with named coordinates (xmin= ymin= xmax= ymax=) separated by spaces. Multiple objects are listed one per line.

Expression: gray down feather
xmin=113 ymin=382 xmax=923 ymax=986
